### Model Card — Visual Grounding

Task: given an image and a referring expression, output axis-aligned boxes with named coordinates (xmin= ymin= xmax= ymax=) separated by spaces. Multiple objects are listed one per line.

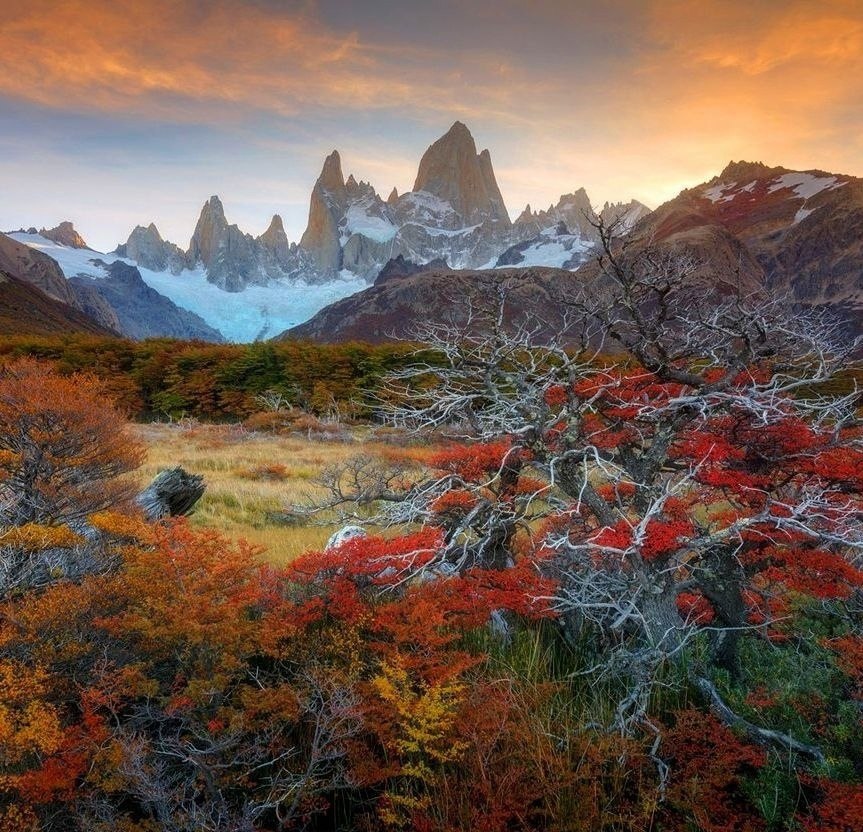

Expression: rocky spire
xmin=39 ymin=221 xmax=89 ymax=249
xmin=258 ymin=214 xmax=291 ymax=263
xmin=188 ymin=196 xmax=229 ymax=267
xmin=318 ymin=151 xmax=347 ymax=204
xmin=413 ymin=121 xmax=511 ymax=226
xmin=186 ymin=196 xmax=264 ymax=292
xmin=387 ymin=187 xmax=399 ymax=205
xmin=477 ymin=148 xmax=509 ymax=224
xmin=300 ymin=152 xmax=348 ymax=276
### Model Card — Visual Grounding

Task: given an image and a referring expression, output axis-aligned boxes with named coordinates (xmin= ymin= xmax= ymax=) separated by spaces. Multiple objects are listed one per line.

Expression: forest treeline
xmin=0 ymin=336 xmax=426 ymax=421
xmin=2 ymin=335 xmax=860 ymax=425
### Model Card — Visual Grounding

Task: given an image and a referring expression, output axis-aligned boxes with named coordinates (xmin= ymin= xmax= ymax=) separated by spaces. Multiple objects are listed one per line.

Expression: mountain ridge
xmin=278 ymin=159 xmax=863 ymax=344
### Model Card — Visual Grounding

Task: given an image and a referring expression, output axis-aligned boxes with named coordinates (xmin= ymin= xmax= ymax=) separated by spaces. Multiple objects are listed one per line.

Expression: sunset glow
xmin=1 ymin=0 xmax=861 ymax=250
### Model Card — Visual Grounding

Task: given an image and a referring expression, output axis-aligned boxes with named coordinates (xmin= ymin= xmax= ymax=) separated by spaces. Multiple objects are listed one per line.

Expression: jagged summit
xmin=413 ymin=121 xmax=510 ymax=225
xmin=718 ymin=160 xmax=786 ymax=183
xmin=318 ymin=151 xmax=347 ymax=197
xmin=117 ymin=222 xmax=187 ymax=274
xmin=258 ymin=214 xmax=291 ymax=262
xmin=188 ymin=196 xmax=229 ymax=269
xmin=40 ymin=221 xmax=89 ymax=249
xmin=261 ymin=214 xmax=286 ymax=236
xmin=104 ymin=120 xmax=651 ymax=298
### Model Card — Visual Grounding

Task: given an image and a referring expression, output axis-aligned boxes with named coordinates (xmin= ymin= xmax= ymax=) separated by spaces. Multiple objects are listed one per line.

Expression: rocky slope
xmin=70 ymin=261 xmax=224 ymax=342
xmin=623 ymin=161 xmax=863 ymax=323
xmin=0 ymin=269 xmax=117 ymax=337
xmin=281 ymin=265 xmax=576 ymax=344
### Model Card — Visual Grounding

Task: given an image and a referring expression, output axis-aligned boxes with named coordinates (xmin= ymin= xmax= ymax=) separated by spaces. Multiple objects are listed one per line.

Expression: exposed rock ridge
xmin=40 ymin=221 xmax=89 ymax=249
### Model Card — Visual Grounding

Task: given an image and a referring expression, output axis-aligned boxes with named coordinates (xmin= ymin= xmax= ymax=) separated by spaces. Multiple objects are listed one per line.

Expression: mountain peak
xmin=387 ymin=187 xmax=399 ymax=204
xmin=413 ymin=122 xmax=510 ymax=225
xmin=40 ymin=221 xmax=89 ymax=249
xmin=119 ymin=222 xmax=187 ymax=274
xmin=264 ymin=214 xmax=285 ymax=235
xmin=201 ymin=195 xmax=227 ymax=224
xmin=718 ymin=160 xmax=785 ymax=183
xmin=319 ymin=150 xmax=345 ymax=193
xmin=447 ymin=120 xmax=472 ymax=138
xmin=146 ymin=222 xmax=162 ymax=239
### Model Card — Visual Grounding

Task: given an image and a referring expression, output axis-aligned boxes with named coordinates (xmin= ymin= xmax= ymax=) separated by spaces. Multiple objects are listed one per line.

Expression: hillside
xmin=0 ymin=270 xmax=118 ymax=336
xmin=280 ymin=264 xmax=577 ymax=343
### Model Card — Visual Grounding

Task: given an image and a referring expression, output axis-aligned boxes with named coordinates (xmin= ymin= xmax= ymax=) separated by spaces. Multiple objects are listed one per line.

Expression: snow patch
xmin=497 ymin=233 xmax=593 ymax=270
xmin=768 ymin=172 xmax=845 ymax=200
xmin=703 ymin=183 xmax=736 ymax=203
xmin=341 ymin=201 xmax=398 ymax=245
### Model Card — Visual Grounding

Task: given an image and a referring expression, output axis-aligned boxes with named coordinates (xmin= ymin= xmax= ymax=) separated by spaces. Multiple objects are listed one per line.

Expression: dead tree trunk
xmin=136 ymin=467 xmax=206 ymax=521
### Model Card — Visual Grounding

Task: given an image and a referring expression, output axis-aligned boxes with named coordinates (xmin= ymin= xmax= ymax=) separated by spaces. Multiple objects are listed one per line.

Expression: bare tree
xmin=306 ymin=221 xmax=862 ymax=764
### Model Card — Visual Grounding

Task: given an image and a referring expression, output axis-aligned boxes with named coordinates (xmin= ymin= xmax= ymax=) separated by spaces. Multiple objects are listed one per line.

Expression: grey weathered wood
xmin=136 ymin=467 xmax=206 ymax=521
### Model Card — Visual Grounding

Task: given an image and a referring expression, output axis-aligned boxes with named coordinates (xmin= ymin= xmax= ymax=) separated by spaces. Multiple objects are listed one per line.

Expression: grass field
xmin=133 ymin=422 xmax=431 ymax=564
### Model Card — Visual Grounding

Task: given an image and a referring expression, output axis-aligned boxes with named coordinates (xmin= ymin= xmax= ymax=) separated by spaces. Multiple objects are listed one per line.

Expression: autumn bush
xmin=2 ymin=266 xmax=863 ymax=830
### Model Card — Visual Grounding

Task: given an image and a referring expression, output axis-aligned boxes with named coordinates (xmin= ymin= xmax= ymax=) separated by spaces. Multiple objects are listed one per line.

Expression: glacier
xmin=9 ymin=232 xmax=366 ymax=343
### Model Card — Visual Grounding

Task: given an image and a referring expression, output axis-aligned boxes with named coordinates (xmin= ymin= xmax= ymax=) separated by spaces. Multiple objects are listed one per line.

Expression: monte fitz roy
xmin=4 ymin=120 xmax=862 ymax=343
xmin=3 ymin=122 xmax=647 ymax=342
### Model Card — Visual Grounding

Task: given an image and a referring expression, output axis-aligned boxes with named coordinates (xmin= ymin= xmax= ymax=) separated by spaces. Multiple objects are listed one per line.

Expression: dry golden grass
xmin=133 ymin=422 xmax=375 ymax=565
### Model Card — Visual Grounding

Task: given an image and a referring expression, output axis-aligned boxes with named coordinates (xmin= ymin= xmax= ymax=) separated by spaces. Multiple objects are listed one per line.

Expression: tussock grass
xmin=133 ymin=422 xmax=373 ymax=564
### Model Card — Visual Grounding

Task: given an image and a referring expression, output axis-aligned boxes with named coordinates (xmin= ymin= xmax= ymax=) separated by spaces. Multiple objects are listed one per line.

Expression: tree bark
xmin=136 ymin=467 xmax=206 ymax=521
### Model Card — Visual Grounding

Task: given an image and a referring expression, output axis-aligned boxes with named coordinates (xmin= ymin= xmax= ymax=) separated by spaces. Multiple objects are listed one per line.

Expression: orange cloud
xmin=0 ymin=0 xmax=551 ymax=124
xmin=0 ymin=0 xmax=860 ymax=230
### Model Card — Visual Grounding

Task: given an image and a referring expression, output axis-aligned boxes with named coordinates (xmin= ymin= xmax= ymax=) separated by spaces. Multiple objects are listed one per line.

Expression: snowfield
xmin=9 ymin=233 xmax=367 ymax=342
xmin=768 ymin=172 xmax=845 ymax=200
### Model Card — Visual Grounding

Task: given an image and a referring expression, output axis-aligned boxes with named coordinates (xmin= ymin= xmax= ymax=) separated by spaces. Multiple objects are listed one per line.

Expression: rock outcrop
xmin=115 ymin=223 xmax=187 ymax=274
xmin=373 ymin=254 xmax=449 ymax=285
xmin=0 ymin=231 xmax=79 ymax=307
xmin=39 ymin=221 xmax=89 ymax=249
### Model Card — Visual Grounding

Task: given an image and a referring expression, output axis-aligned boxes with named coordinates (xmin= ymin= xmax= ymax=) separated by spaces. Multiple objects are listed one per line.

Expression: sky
xmin=0 ymin=0 xmax=861 ymax=251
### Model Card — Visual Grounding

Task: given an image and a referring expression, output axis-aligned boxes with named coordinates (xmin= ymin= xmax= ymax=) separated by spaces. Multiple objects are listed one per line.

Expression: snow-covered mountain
xmin=295 ymin=122 xmax=649 ymax=281
xmin=9 ymin=121 xmax=648 ymax=342
xmin=8 ymin=231 xmax=364 ymax=342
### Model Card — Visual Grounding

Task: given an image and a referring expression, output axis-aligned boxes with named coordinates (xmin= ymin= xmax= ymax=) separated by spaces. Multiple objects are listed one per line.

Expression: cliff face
xmin=300 ymin=151 xmax=347 ymax=276
xmin=0 ymin=232 xmax=79 ymax=307
xmin=413 ymin=121 xmax=511 ymax=226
